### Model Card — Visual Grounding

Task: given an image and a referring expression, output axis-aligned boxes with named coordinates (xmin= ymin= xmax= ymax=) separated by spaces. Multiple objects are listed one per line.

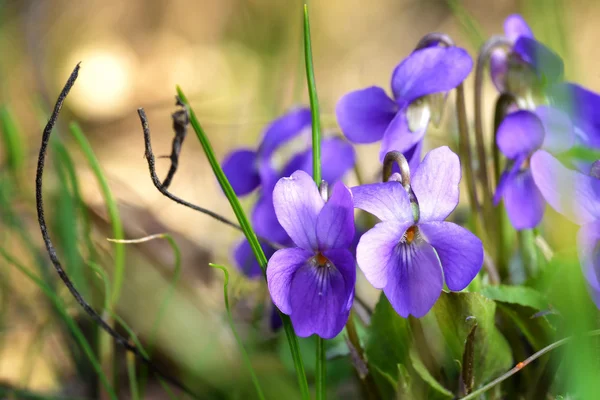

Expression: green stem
xmin=517 ymin=229 xmax=538 ymax=279
xmin=175 ymin=88 xmax=310 ymax=399
xmin=316 ymin=336 xmax=326 ymax=400
xmin=303 ymin=3 xmax=321 ymax=185
xmin=459 ymin=329 xmax=600 ymax=400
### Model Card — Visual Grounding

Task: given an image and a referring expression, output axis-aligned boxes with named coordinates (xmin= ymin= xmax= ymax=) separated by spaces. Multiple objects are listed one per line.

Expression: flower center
xmin=314 ymin=252 xmax=330 ymax=268
xmin=404 ymin=225 xmax=418 ymax=244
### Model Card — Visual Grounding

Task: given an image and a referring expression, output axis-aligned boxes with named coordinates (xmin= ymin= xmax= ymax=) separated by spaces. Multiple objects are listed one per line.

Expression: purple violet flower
xmin=266 ymin=171 xmax=356 ymax=338
xmin=353 ymin=147 xmax=483 ymax=318
xmin=494 ymin=108 xmax=575 ymax=229
xmin=490 ymin=14 xmax=563 ymax=97
xmin=335 ymin=46 xmax=472 ymax=171
xmin=531 ymin=150 xmax=600 ymax=307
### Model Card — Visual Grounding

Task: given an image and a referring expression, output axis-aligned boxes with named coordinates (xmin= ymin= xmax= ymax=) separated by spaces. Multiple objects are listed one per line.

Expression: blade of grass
xmin=174 ymin=89 xmax=310 ymax=399
xmin=0 ymin=106 xmax=26 ymax=180
xmin=303 ymin=3 xmax=325 ymax=399
xmin=210 ymin=263 xmax=265 ymax=400
xmin=0 ymin=248 xmax=117 ymax=399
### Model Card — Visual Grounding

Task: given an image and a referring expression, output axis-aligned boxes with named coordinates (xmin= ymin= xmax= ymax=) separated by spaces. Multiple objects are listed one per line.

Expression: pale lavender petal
xmin=379 ymin=110 xmax=426 ymax=160
xmin=531 ymin=150 xmax=600 ymax=225
xmin=496 ymin=111 xmax=544 ymax=159
xmin=258 ymin=108 xmax=311 ymax=159
xmin=252 ymin=194 xmax=290 ymax=246
xmin=503 ymin=169 xmax=545 ymax=229
xmin=536 ymin=106 xmax=574 ymax=153
xmin=411 ymin=146 xmax=461 ymax=222
xmin=352 ymin=181 xmax=414 ymax=223
xmin=383 ymin=240 xmax=443 ymax=318
xmin=266 ymin=247 xmax=313 ymax=314
xmin=273 ymin=170 xmax=324 ymax=250
xmin=222 ymin=149 xmax=260 ymax=196
xmin=494 ymin=156 xmax=524 ymax=205
xmin=336 ymin=86 xmax=398 ymax=144
xmin=323 ymin=248 xmax=357 ymax=312
xmin=419 ymin=222 xmax=483 ymax=291
xmin=317 ymin=182 xmax=355 ymax=250
xmin=356 ymin=221 xmax=411 ymax=289
xmin=288 ymin=253 xmax=354 ymax=338
xmin=490 ymin=49 xmax=508 ymax=92
xmin=577 ymin=222 xmax=600 ymax=308
xmin=504 ymin=14 xmax=534 ymax=42
xmin=391 ymin=46 xmax=473 ymax=104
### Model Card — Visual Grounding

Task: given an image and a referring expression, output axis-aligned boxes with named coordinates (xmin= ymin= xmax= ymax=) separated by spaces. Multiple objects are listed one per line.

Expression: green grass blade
xmin=176 ymin=87 xmax=310 ymax=399
xmin=446 ymin=0 xmax=486 ymax=49
xmin=210 ymin=263 xmax=265 ymax=400
xmin=0 ymin=106 xmax=26 ymax=178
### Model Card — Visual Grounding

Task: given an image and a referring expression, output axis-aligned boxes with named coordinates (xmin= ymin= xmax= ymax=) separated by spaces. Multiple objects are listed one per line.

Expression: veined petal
xmin=252 ymin=194 xmax=290 ymax=246
xmin=352 ymin=181 xmax=414 ymax=223
xmin=503 ymin=168 xmax=545 ymax=229
xmin=356 ymin=221 xmax=410 ymax=288
xmin=323 ymin=248 xmax=357 ymax=312
xmin=504 ymin=14 xmax=534 ymax=42
xmin=233 ymin=239 xmax=275 ymax=279
xmin=336 ymin=86 xmax=398 ymax=144
xmin=258 ymin=108 xmax=311 ymax=159
xmin=383 ymin=239 xmax=443 ymax=318
xmin=412 ymin=146 xmax=461 ymax=222
xmin=577 ymin=222 xmax=600 ymax=308
xmin=549 ymin=83 xmax=600 ymax=148
xmin=289 ymin=252 xmax=354 ymax=338
xmin=222 ymin=149 xmax=260 ymax=196
xmin=496 ymin=110 xmax=544 ymax=159
xmin=531 ymin=150 xmax=600 ymax=224
xmin=267 ymin=248 xmax=313 ymax=315
xmin=536 ymin=106 xmax=574 ymax=153
xmin=513 ymin=37 xmax=563 ymax=84
xmin=391 ymin=46 xmax=473 ymax=104
xmin=317 ymin=182 xmax=355 ymax=250
xmin=419 ymin=222 xmax=483 ymax=291
xmin=273 ymin=170 xmax=324 ymax=250
xmin=379 ymin=110 xmax=426 ymax=160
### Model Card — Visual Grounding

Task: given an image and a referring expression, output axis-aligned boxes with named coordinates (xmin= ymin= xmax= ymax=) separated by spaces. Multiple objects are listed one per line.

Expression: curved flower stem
xmin=459 ymin=329 xmax=600 ymax=400
xmin=176 ymin=87 xmax=310 ymax=400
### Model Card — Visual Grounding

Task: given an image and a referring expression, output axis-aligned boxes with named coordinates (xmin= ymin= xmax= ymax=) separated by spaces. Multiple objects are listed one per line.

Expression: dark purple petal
xmin=383 ymin=239 xmax=443 ymax=318
xmin=356 ymin=221 xmax=410 ymax=288
xmin=336 ymin=86 xmax=398 ymax=144
xmin=412 ymin=146 xmax=461 ymax=222
xmin=266 ymin=247 xmax=313 ymax=314
xmin=391 ymin=46 xmax=473 ymax=104
xmin=379 ymin=110 xmax=426 ymax=160
xmin=502 ymin=168 xmax=545 ymax=229
xmin=577 ymin=221 xmax=600 ymax=308
xmin=222 ymin=149 xmax=260 ymax=196
xmin=233 ymin=239 xmax=275 ymax=279
xmin=531 ymin=150 xmax=600 ymax=224
xmin=288 ymin=251 xmax=354 ymax=338
xmin=323 ymin=248 xmax=357 ymax=312
xmin=419 ymin=222 xmax=483 ymax=291
xmin=504 ymin=14 xmax=534 ymax=41
xmin=496 ymin=110 xmax=545 ymax=159
xmin=513 ymin=37 xmax=563 ymax=84
xmin=273 ymin=170 xmax=324 ymax=250
xmin=490 ymin=49 xmax=508 ymax=93
xmin=257 ymin=107 xmax=311 ymax=159
xmin=549 ymin=83 xmax=600 ymax=148
xmin=535 ymin=106 xmax=574 ymax=153
xmin=293 ymin=137 xmax=356 ymax=183
xmin=352 ymin=181 xmax=413 ymax=223
xmin=317 ymin=182 xmax=355 ymax=250
xmin=252 ymin=193 xmax=290 ymax=245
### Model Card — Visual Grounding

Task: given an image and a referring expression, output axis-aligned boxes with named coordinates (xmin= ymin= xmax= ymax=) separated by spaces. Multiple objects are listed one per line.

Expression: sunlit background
xmin=0 ymin=0 xmax=599 ymax=398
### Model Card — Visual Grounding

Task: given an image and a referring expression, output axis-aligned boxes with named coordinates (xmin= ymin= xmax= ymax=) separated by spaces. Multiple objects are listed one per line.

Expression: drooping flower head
xmin=531 ymin=150 xmax=600 ymax=307
xmin=336 ymin=46 xmax=472 ymax=171
xmin=490 ymin=14 xmax=563 ymax=102
xmin=494 ymin=108 xmax=574 ymax=229
xmin=266 ymin=171 xmax=356 ymax=338
xmin=353 ymin=147 xmax=483 ymax=318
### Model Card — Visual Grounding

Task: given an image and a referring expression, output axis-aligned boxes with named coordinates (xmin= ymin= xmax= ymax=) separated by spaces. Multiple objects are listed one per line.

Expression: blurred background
xmin=0 ymin=0 xmax=598 ymax=398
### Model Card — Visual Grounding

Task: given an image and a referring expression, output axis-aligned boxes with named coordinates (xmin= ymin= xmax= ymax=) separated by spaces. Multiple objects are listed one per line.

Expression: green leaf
xmin=481 ymin=285 xmax=549 ymax=311
xmin=409 ymin=348 xmax=453 ymax=399
xmin=426 ymin=292 xmax=512 ymax=387
xmin=365 ymin=293 xmax=412 ymax=398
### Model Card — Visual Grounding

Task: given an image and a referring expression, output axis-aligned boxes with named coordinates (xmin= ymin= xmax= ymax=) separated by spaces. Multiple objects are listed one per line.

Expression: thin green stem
xmin=175 ymin=88 xmax=310 ymax=399
xmin=460 ymin=330 xmax=600 ymax=400
xmin=303 ymin=3 xmax=321 ymax=185
xmin=517 ymin=229 xmax=538 ymax=279
xmin=316 ymin=336 xmax=326 ymax=400
xmin=210 ymin=264 xmax=266 ymax=400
